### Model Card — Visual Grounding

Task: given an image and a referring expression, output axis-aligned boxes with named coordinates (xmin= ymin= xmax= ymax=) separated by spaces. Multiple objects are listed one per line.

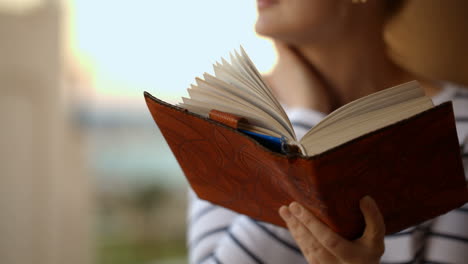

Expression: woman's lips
xmin=257 ymin=0 xmax=278 ymax=10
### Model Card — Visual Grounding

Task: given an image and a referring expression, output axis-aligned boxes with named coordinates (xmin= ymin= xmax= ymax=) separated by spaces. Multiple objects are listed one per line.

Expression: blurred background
xmin=0 ymin=0 xmax=275 ymax=263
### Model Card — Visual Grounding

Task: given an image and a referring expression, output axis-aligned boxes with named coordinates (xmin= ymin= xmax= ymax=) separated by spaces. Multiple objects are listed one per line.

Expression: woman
xmin=188 ymin=1 xmax=468 ymax=263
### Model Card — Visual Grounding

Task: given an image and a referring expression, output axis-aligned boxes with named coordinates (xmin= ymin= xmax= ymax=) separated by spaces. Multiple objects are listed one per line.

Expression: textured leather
xmin=144 ymin=92 xmax=468 ymax=239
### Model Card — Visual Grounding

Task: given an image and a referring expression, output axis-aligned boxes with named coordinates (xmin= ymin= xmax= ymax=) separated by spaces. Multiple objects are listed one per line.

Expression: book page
xmin=301 ymin=91 xmax=434 ymax=155
xmin=179 ymin=48 xmax=432 ymax=157
xmin=302 ymin=81 xmax=424 ymax=136
xmin=182 ymin=88 xmax=292 ymax=137
xmin=181 ymin=47 xmax=297 ymax=141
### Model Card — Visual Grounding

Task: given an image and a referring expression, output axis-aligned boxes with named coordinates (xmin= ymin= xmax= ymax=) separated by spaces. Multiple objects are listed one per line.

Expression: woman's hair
xmin=384 ymin=0 xmax=468 ymax=86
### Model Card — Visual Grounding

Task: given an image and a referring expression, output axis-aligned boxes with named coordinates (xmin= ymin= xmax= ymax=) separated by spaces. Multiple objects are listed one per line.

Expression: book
xmin=144 ymin=48 xmax=468 ymax=239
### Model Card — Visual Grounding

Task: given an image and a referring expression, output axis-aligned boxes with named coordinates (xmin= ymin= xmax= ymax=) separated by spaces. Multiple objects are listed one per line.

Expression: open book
xmin=144 ymin=48 xmax=468 ymax=239
xmin=178 ymin=47 xmax=433 ymax=156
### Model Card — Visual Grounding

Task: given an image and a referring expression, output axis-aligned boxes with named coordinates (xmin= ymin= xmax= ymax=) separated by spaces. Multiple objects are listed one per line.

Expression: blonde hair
xmin=385 ymin=0 xmax=468 ymax=86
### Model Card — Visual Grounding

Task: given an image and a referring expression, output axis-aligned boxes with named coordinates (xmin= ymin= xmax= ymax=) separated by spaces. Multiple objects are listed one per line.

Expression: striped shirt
xmin=187 ymin=83 xmax=468 ymax=264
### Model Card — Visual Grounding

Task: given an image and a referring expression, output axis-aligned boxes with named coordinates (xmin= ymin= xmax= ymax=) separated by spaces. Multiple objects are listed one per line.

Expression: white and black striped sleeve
xmin=423 ymin=93 xmax=468 ymax=263
xmin=187 ymin=190 xmax=307 ymax=264
xmin=423 ymin=147 xmax=468 ymax=264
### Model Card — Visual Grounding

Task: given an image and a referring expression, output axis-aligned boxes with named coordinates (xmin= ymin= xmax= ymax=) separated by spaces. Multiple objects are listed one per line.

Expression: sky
xmin=66 ymin=0 xmax=280 ymax=187
xmin=69 ymin=0 xmax=276 ymax=108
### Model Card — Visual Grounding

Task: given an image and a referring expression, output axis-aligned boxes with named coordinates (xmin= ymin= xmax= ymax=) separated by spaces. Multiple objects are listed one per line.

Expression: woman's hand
xmin=279 ymin=196 xmax=385 ymax=264
xmin=264 ymin=41 xmax=337 ymax=113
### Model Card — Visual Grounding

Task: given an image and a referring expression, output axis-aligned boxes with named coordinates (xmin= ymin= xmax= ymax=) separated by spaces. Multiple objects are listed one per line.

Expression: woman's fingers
xmin=358 ymin=196 xmax=386 ymax=254
xmin=280 ymin=201 xmax=386 ymax=264
xmin=286 ymin=202 xmax=358 ymax=262
xmin=279 ymin=205 xmax=337 ymax=264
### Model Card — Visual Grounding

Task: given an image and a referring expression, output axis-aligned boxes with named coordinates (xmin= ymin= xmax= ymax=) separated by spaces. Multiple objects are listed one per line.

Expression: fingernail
xmin=289 ymin=202 xmax=302 ymax=216
xmin=279 ymin=205 xmax=291 ymax=219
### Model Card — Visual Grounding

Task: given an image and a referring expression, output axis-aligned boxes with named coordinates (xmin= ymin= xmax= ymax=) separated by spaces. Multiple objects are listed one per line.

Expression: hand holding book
xmin=280 ymin=198 xmax=385 ymax=264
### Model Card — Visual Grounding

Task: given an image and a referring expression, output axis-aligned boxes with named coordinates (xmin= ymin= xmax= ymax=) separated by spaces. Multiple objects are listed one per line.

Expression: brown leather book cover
xmin=144 ymin=92 xmax=468 ymax=240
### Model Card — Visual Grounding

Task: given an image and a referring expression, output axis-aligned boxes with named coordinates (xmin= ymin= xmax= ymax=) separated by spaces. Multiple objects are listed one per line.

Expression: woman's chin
xmin=254 ymin=20 xmax=270 ymax=37
xmin=255 ymin=21 xmax=296 ymax=43
xmin=255 ymin=18 xmax=282 ymax=38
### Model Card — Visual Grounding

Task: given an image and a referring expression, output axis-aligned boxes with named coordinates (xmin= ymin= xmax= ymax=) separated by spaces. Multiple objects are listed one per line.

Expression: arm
xmin=422 ymin=132 xmax=468 ymax=263
xmin=279 ymin=136 xmax=468 ymax=264
xmin=379 ymin=86 xmax=468 ymax=263
xmin=187 ymin=190 xmax=308 ymax=264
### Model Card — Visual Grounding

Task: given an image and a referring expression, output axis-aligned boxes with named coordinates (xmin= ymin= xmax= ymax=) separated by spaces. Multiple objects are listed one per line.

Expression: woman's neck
xmin=296 ymin=32 xmax=413 ymax=108
xmin=284 ymin=2 xmax=421 ymax=109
